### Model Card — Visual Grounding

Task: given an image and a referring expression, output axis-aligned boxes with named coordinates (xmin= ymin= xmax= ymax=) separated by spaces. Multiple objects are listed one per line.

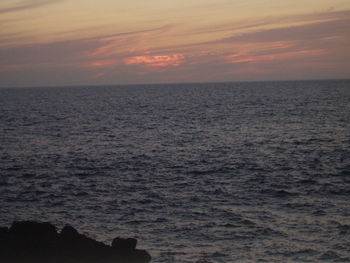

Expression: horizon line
xmin=0 ymin=77 xmax=349 ymax=89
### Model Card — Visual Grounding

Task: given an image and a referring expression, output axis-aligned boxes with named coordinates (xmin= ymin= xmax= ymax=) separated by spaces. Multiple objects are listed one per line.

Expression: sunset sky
xmin=1 ymin=0 xmax=350 ymax=87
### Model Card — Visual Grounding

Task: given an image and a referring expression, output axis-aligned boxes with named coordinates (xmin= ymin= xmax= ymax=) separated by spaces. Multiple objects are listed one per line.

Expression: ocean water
xmin=0 ymin=80 xmax=350 ymax=263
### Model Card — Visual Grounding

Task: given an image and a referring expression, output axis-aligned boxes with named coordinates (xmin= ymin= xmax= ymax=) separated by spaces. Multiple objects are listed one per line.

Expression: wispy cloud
xmin=222 ymin=48 xmax=329 ymax=66
xmin=0 ymin=22 xmax=179 ymax=75
xmin=82 ymin=24 xmax=176 ymax=42
xmin=190 ymin=10 xmax=350 ymax=36
xmin=83 ymin=24 xmax=176 ymax=58
xmin=0 ymin=0 xmax=63 ymax=14
xmin=1 ymin=6 xmax=349 ymax=86
xmin=217 ymin=18 xmax=350 ymax=43
xmin=119 ymin=10 xmax=350 ymax=64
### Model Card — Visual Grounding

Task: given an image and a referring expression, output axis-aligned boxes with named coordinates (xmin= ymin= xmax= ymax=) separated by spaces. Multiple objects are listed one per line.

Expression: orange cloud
xmin=124 ymin=54 xmax=185 ymax=67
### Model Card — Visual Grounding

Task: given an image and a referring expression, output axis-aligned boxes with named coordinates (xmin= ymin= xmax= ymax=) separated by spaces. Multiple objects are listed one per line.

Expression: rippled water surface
xmin=1 ymin=80 xmax=350 ymax=262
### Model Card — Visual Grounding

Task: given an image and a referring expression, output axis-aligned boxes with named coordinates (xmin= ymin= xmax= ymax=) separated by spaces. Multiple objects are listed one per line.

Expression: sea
xmin=0 ymin=80 xmax=350 ymax=263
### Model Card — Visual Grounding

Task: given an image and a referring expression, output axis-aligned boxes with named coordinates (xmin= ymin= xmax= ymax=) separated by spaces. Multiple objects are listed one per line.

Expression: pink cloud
xmin=124 ymin=54 xmax=185 ymax=67
xmin=223 ymin=47 xmax=328 ymax=66
xmin=85 ymin=59 xmax=116 ymax=68
xmin=224 ymin=53 xmax=257 ymax=64
xmin=94 ymin=72 xmax=106 ymax=78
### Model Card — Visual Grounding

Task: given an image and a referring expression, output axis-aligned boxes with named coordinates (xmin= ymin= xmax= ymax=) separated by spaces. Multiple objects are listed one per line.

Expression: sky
xmin=1 ymin=0 xmax=350 ymax=87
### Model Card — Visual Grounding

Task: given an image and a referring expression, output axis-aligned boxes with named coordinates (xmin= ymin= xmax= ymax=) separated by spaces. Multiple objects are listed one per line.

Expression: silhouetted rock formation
xmin=0 ymin=221 xmax=151 ymax=263
xmin=112 ymin=237 xmax=138 ymax=250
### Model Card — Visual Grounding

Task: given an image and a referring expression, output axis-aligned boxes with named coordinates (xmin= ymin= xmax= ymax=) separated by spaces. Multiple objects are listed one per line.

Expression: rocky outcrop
xmin=0 ymin=221 xmax=151 ymax=263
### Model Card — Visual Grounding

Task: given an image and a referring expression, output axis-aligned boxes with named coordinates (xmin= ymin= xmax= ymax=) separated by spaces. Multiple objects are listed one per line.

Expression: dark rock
xmin=0 ymin=227 xmax=9 ymax=244
xmin=0 ymin=221 xmax=151 ymax=263
xmin=9 ymin=221 xmax=58 ymax=239
xmin=111 ymin=237 xmax=151 ymax=263
xmin=61 ymin=225 xmax=79 ymax=238
xmin=112 ymin=237 xmax=137 ymax=250
xmin=0 ymin=227 xmax=8 ymax=236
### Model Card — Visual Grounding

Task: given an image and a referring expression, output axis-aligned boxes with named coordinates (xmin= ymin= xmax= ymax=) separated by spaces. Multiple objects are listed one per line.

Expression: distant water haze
xmin=1 ymin=80 xmax=350 ymax=262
